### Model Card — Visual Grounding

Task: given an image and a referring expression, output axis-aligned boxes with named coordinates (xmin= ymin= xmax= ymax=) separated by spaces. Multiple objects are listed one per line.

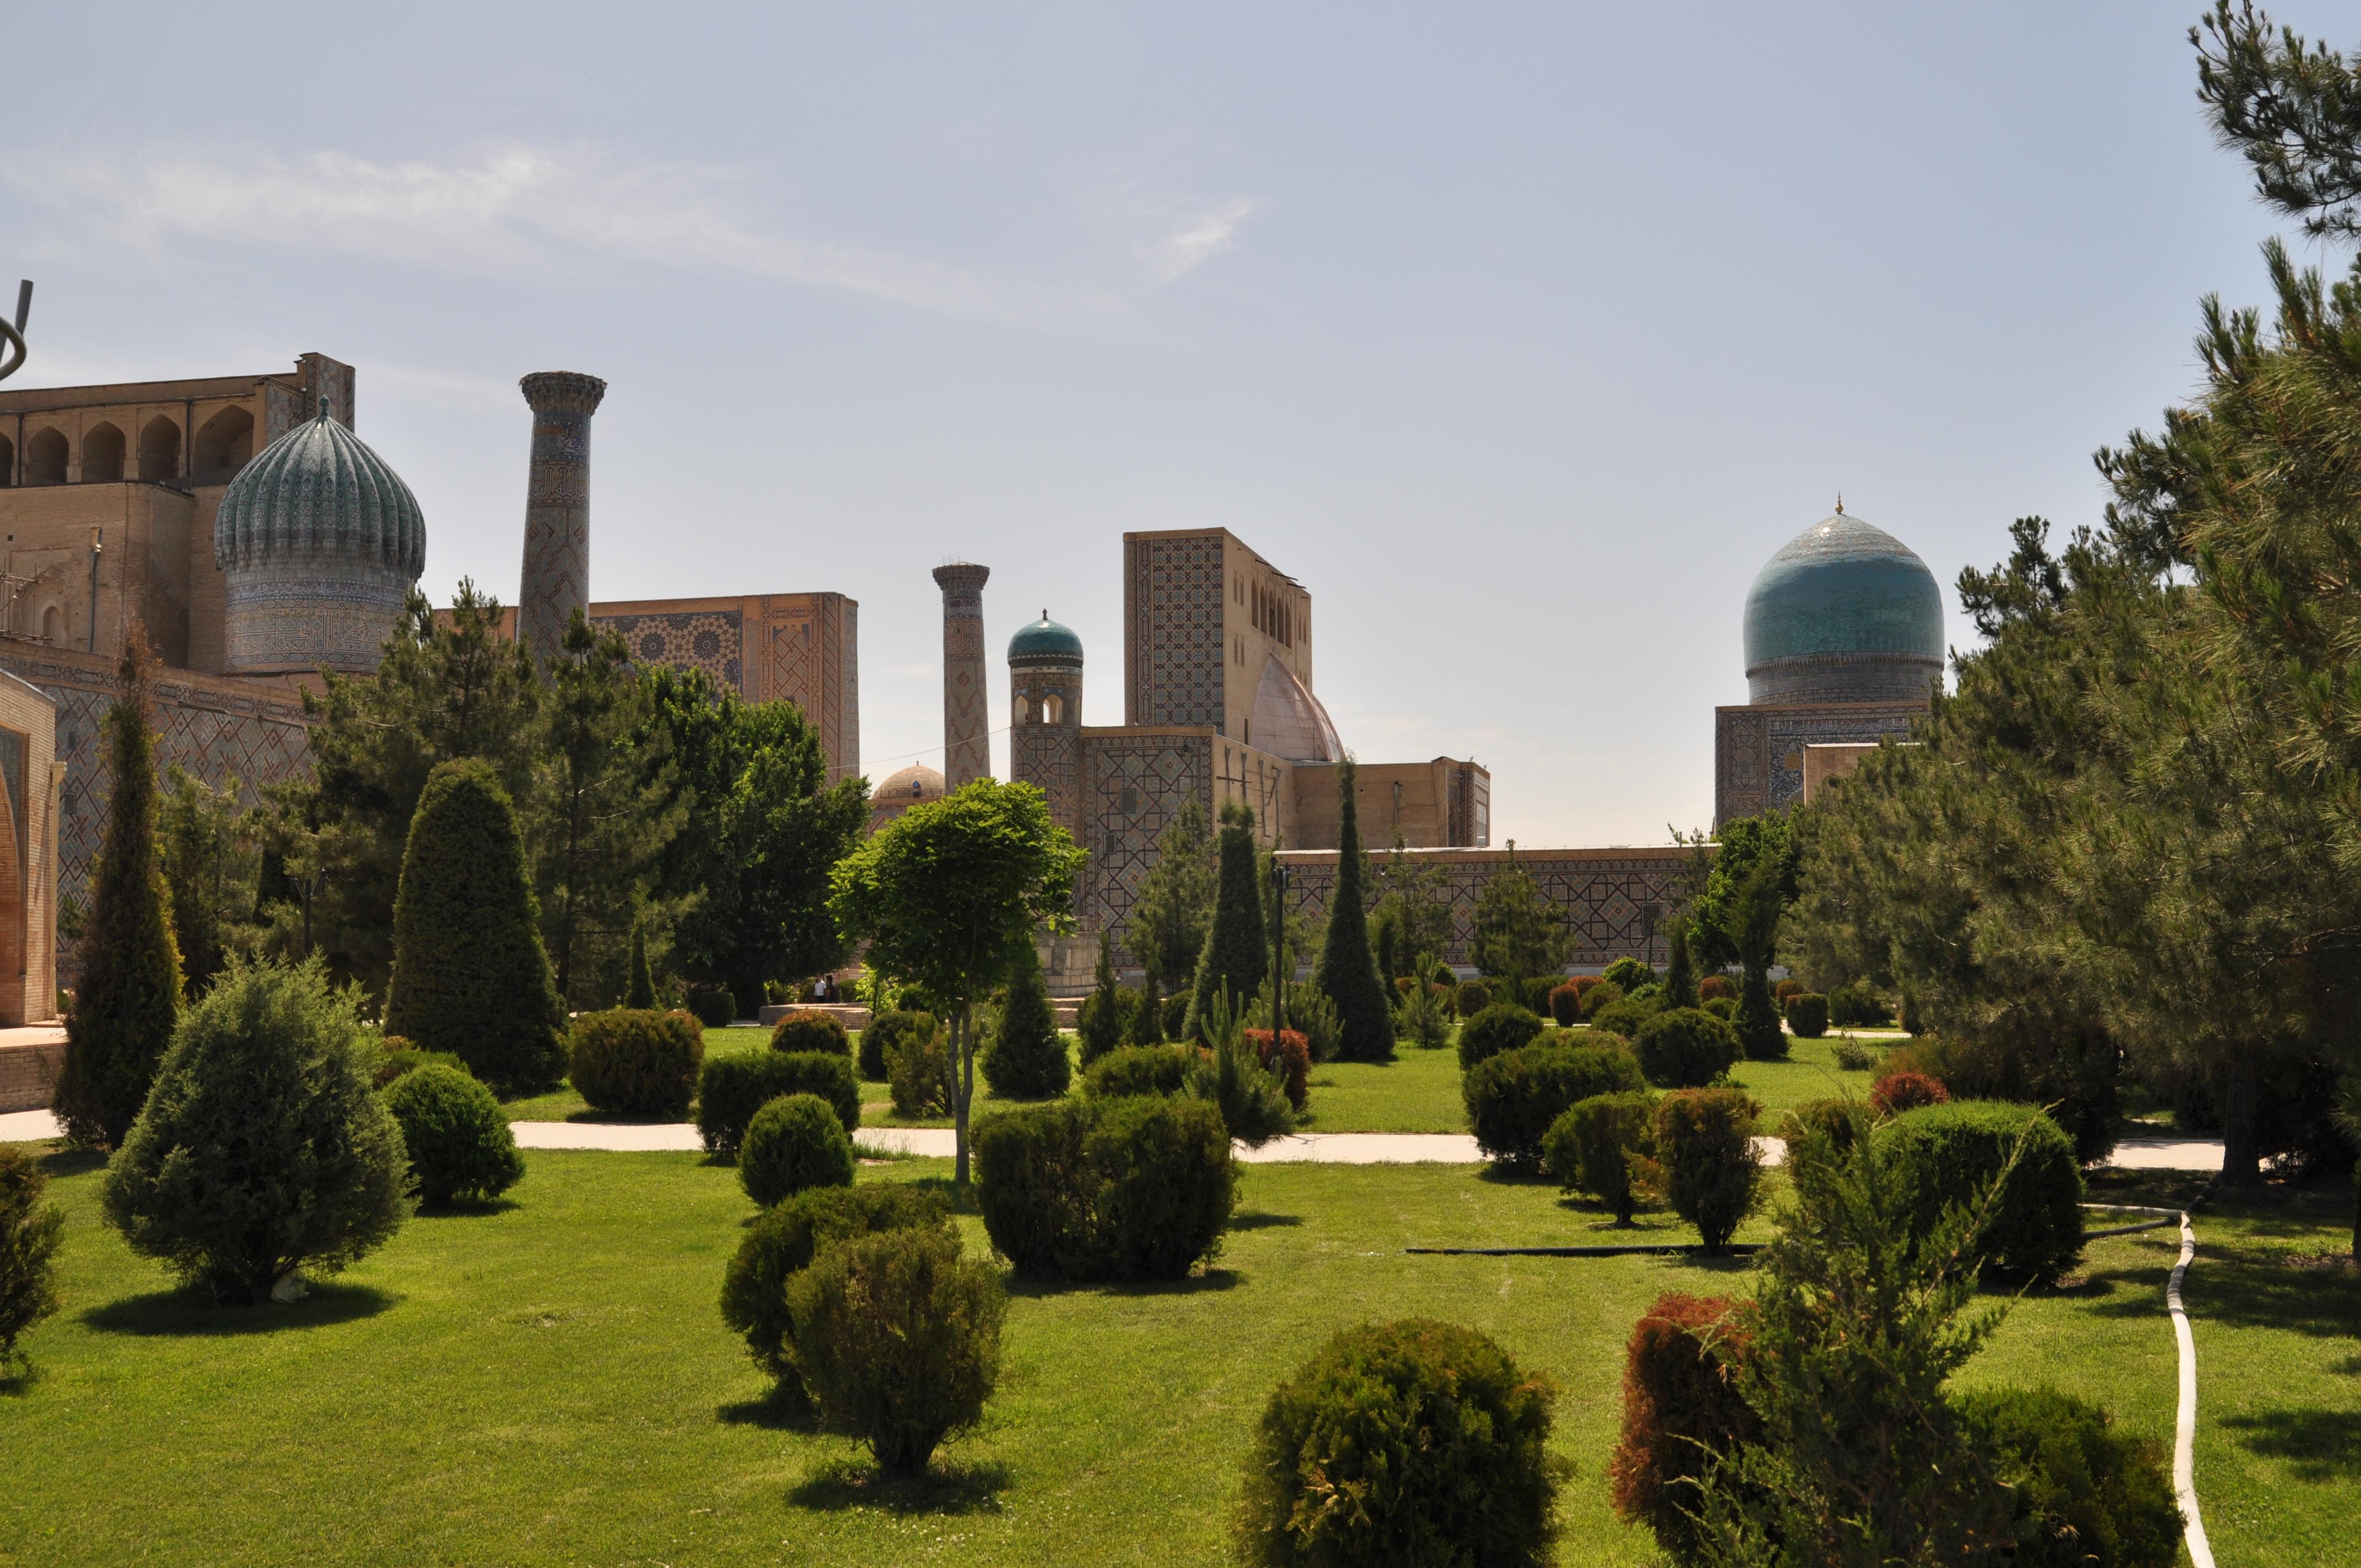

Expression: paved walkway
xmin=0 ymin=1107 xmax=2233 ymax=1173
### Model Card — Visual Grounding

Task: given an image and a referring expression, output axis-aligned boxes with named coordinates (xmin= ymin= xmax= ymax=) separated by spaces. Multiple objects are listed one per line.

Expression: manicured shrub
xmin=1542 ymin=1090 xmax=1656 ymax=1223
xmin=1652 ymin=1087 xmax=1761 ymax=1253
xmin=1190 ymin=803 xmax=1268 ymax=1038
xmin=623 ymin=919 xmax=656 ymax=1009
xmin=1456 ymin=1001 xmax=1546 ymax=1069
xmin=102 ymin=959 xmax=410 ymax=1304
xmin=1160 ymin=992 xmax=1190 ymax=1039
xmin=1778 ymin=1096 xmax=1874 ymax=1156
xmin=1698 ymin=974 xmax=1736 ymax=1003
xmin=787 ymin=1226 xmax=1005 ymax=1477
xmin=768 ymin=1008 xmax=851 ymax=1058
xmin=981 ymin=943 xmax=1071 ymax=1099
xmin=740 ymin=1093 xmax=856 ymax=1206
xmin=1547 ymin=982 xmax=1581 ymax=1026
xmin=1465 ymin=1038 xmax=1648 ymax=1169
xmin=1238 ymin=1319 xmax=1560 ymax=1568
xmin=973 ymin=1094 xmax=1233 ymax=1281
xmin=1774 ymin=978 xmax=1804 ymax=1005
xmin=1578 ymin=979 xmax=1627 ymax=1022
xmin=1591 ymin=994 xmax=1667 ymax=1041
xmin=382 ymin=1063 xmax=525 ymax=1206
xmin=1076 ymin=986 xmax=1125 ymax=1066
xmin=383 ymin=760 xmax=567 ymax=1092
xmin=1187 ymin=1027 xmax=1296 ymax=1146
xmin=1609 ymin=1293 xmax=1759 ymax=1562
xmin=721 ymin=1183 xmax=954 ymax=1382
xmin=1314 ymin=758 xmax=1397 ymax=1062
xmin=568 ymin=1008 xmax=704 ymax=1118
xmin=1456 ymin=980 xmax=1494 ymax=1017
xmin=1829 ymin=981 xmax=1894 ymax=1028
xmin=1878 ymin=1100 xmax=2085 ymax=1284
xmin=1890 ymin=1031 xmax=2120 ymax=1164
xmin=698 ymin=1051 xmax=859 ymax=1158
xmin=369 ymin=1043 xmax=471 ymax=1088
xmin=1955 ymin=1386 xmax=2182 ymax=1568
xmin=1602 ymin=956 xmax=1654 ymax=993
xmin=1280 ymin=984 xmax=1340 ymax=1063
xmin=1785 ymin=992 xmax=1829 ymax=1039
xmin=1702 ymin=995 xmax=1737 ymax=1021
xmin=687 ymin=988 xmax=736 ymax=1030
xmin=861 ymin=1008 xmax=931 ymax=1082
xmin=1083 ymin=1044 xmax=1192 ymax=1099
xmin=1625 ymin=981 xmax=1667 ymax=1007
xmin=1521 ymin=976 xmax=1562 ymax=1013
xmin=1633 ymin=1006 xmax=1741 ymax=1088
xmin=1872 ymin=1069 xmax=1949 ymax=1117
xmin=1243 ymin=1029 xmax=1310 ymax=1112
xmin=0 ymin=1146 xmax=64 ymax=1375
xmin=885 ymin=1015 xmax=952 ymax=1117
xmin=1832 ymin=1036 xmax=1880 ymax=1071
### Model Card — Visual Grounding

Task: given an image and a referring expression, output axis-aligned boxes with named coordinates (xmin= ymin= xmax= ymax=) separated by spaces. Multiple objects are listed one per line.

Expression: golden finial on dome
xmin=1835 ymin=493 xmax=1845 ymax=514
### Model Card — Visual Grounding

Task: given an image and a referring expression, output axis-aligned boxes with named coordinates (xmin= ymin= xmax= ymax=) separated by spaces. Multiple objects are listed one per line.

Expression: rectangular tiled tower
xmin=1123 ymin=529 xmax=1314 ymax=740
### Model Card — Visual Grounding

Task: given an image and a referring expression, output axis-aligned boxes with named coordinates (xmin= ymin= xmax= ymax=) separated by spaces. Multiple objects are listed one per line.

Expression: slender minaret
xmin=516 ymin=371 xmax=607 ymax=657
xmin=933 ymin=562 xmax=992 ymax=789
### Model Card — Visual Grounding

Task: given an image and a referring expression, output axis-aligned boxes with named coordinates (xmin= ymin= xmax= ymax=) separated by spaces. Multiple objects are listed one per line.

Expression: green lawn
xmin=3 ymin=1142 xmax=2351 ymax=1565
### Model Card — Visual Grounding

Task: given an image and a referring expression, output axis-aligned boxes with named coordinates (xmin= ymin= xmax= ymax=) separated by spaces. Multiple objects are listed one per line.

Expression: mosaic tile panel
xmin=1273 ymin=847 xmax=1691 ymax=970
xmin=1713 ymin=701 xmax=1923 ymax=826
xmin=1125 ymin=534 xmax=1226 ymax=729
xmin=1010 ymin=669 xmax=1083 ymax=837
xmin=597 ymin=609 xmax=745 ymax=693
xmin=1078 ymin=731 xmax=1213 ymax=945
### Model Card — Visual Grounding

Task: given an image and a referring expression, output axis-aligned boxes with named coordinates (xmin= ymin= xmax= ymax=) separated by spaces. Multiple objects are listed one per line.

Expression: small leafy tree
xmin=1471 ymin=844 xmax=1571 ymax=992
xmin=1314 ymin=757 xmax=1396 ymax=1060
xmin=384 ymin=760 xmax=567 ymax=1092
xmin=829 ymin=779 xmax=1082 ymax=1186
xmin=0 ymin=1146 xmax=63 ymax=1377
xmin=55 ymin=638 xmax=184 ymax=1150
xmin=1188 ymin=802 xmax=1267 ymax=1038
xmin=102 ymin=957 xmax=411 ymax=1305
xmin=1129 ymin=795 xmax=1217 ymax=995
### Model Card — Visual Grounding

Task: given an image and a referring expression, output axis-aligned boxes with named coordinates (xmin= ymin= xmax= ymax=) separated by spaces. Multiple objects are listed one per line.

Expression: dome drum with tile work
xmin=214 ymin=400 xmax=426 ymax=675
xmin=1743 ymin=511 xmax=1943 ymax=705
xmin=1008 ymin=611 xmax=1083 ymax=669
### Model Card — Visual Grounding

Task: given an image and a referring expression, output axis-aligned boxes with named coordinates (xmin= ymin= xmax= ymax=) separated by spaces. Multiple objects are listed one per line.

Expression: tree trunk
xmin=2218 ymin=1049 xmax=2262 ymax=1186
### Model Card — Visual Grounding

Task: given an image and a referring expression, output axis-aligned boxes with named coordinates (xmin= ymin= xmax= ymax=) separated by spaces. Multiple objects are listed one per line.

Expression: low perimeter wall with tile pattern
xmin=0 ymin=1037 xmax=65 ymax=1113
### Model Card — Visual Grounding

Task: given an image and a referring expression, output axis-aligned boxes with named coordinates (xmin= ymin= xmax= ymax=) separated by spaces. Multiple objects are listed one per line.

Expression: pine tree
xmin=982 ymin=940 xmax=1070 ymax=1098
xmin=1076 ymin=928 xmax=1124 ymax=1064
xmin=1663 ymin=913 xmax=1698 ymax=1009
xmin=1129 ymin=795 xmax=1217 ymax=993
xmin=1188 ymin=802 xmax=1267 ymax=1039
xmin=1470 ymin=844 xmax=1571 ymax=989
xmin=385 ymin=760 xmax=567 ymax=1092
xmin=54 ymin=639 xmax=184 ymax=1150
xmin=624 ymin=916 xmax=656 ymax=1009
xmin=1315 ymin=758 xmax=1395 ymax=1062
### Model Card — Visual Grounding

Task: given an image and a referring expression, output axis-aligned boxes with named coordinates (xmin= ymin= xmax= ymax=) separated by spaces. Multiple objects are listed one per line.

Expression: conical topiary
xmin=1314 ymin=758 xmax=1395 ymax=1062
xmin=982 ymin=940 xmax=1070 ymax=1098
xmin=1664 ymin=915 xmax=1698 ymax=1010
xmin=1076 ymin=928 xmax=1124 ymax=1065
xmin=385 ymin=760 xmax=567 ymax=1092
xmin=624 ymin=917 xmax=657 ymax=1009
xmin=54 ymin=640 xmax=184 ymax=1150
xmin=1188 ymin=802 xmax=1267 ymax=1040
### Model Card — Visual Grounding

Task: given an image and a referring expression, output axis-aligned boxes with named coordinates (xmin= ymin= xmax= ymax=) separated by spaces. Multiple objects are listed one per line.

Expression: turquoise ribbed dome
xmin=1743 ymin=511 xmax=1943 ymax=704
xmin=215 ymin=402 xmax=426 ymax=578
xmin=1008 ymin=610 xmax=1082 ymax=666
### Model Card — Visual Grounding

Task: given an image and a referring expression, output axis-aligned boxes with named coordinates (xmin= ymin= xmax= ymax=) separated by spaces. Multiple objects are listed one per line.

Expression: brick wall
xmin=0 ymin=1038 xmax=64 ymax=1113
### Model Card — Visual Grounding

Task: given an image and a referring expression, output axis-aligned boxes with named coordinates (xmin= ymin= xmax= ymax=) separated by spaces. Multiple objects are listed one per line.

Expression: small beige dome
xmin=877 ymin=763 xmax=945 ymax=804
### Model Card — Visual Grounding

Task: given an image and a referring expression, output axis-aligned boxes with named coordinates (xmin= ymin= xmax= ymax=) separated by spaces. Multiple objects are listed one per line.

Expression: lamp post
xmin=1270 ymin=856 xmax=1290 ymax=1038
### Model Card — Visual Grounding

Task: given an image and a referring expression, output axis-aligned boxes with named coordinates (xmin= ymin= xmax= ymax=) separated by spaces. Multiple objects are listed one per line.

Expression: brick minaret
xmin=516 ymin=371 xmax=607 ymax=657
xmin=1009 ymin=611 xmax=1083 ymax=839
xmin=933 ymin=562 xmax=992 ymax=789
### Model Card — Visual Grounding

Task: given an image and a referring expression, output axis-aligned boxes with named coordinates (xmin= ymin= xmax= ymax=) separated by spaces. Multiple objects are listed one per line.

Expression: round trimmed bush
xmin=1955 ymin=1386 xmax=2181 ymax=1567
xmin=1774 ymin=978 xmax=1804 ymax=1005
xmin=1698 ymin=974 xmax=1736 ymax=1003
xmin=1238 ymin=1319 xmax=1560 ymax=1568
xmin=740 ymin=1093 xmax=856 ymax=1206
xmin=369 ymin=1043 xmax=471 ymax=1088
xmin=974 ymin=1093 xmax=1233 ymax=1281
xmin=1872 ymin=1069 xmax=1949 ymax=1117
xmin=1542 ymin=1090 xmax=1656 ymax=1223
xmin=1702 ymin=995 xmax=1737 ymax=1021
xmin=1777 ymin=1096 xmax=1874 ymax=1156
xmin=787 ymin=1226 xmax=1005 ymax=1477
xmin=383 ymin=1063 xmax=526 ymax=1207
xmin=568 ymin=1008 xmax=704 ymax=1118
xmin=769 ymin=1008 xmax=851 ymax=1058
xmin=103 ymin=959 xmax=410 ymax=1305
xmin=721 ymin=1183 xmax=953 ymax=1382
xmin=1602 ymin=956 xmax=1654 ymax=993
xmin=1243 ymin=1030 xmax=1310 ymax=1112
xmin=1653 ymin=1088 xmax=1761 ymax=1253
xmin=1783 ymin=992 xmax=1830 ymax=1039
xmin=1633 ymin=1007 xmax=1741 ymax=1088
xmin=1609 ymin=1293 xmax=1758 ymax=1562
xmin=1829 ymin=981 xmax=1893 ymax=1028
xmin=698 ymin=1051 xmax=860 ymax=1158
xmin=687 ymin=988 xmax=736 ymax=1029
xmin=1455 ymin=980 xmax=1493 ymax=1017
xmin=1547 ymin=982 xmax=1581 ymax=1026
xmin=1876 ymin=1100 xmax=2085 ymax=1284
xmin=1465 ymin=1038 xmax=1648 ymax=1169
xmin=1456 ymin=1002 xmax=1546 ymax=1070
xmin=861 ymin=1009 xmax=934 ymax=1082
xmin=0 ymin=1145 xmax=63 ymax=1374
xmin=1579 ymin=981 xmax=1627 ymax=1022
xmin=1082 ymin=1044 xmax=1192 ymax=1099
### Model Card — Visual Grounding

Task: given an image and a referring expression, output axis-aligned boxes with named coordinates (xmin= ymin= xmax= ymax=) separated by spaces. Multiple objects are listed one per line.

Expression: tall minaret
xmin=516 ymin=371 xmax=607 ymax=657
xmin=933 ymin=562 xmax=992 ymax=789
xmin=1009 ymin=610 xmax=1083 ymax=838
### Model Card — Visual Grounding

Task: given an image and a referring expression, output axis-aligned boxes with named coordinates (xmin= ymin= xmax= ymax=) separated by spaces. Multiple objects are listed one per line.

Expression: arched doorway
xmin=138 ymin=416 xmax=182 ymax=483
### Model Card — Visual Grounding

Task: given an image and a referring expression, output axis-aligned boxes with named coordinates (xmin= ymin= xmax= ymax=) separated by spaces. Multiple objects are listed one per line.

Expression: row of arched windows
xmin=1015 ymin=692 xmax=1068 ymax=726
xmin=0 ymin=406 xmax=253 ymax=488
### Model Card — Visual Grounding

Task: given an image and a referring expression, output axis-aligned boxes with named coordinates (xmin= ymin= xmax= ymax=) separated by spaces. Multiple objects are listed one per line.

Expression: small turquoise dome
xmin=1742 ymin=510 xmax=1943 ymax=704
xmin=1008 ymin=610 xmax=1082 ymax=667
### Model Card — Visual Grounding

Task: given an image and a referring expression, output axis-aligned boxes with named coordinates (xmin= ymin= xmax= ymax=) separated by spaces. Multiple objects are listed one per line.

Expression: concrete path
xmin=512 ymin=1120 xmax=704 ymax=1152
xmin=2109 ymin=1137 xmax=2226 ymax=1172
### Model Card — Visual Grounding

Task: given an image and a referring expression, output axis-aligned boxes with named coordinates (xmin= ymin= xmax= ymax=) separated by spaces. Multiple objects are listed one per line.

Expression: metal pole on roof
xmin=0 ymin=281 xmax=30 ymax=383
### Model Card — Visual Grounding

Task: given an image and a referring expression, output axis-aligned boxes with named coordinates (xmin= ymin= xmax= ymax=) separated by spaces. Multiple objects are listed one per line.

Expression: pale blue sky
xmin=3 ymin=3 xmax=2316 ymax=843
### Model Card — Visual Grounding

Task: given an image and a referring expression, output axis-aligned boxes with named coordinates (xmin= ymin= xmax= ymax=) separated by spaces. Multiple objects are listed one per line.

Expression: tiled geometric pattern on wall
xmin=1713 ymin=701 xmax=1923 ymax=826
xmin=1126 ymin=533 xmax=1225 ymax=728
xmin=1010 ymin=671 xmax=1084 ymax=837
xmin=1274 ymin=847 xmax=1692 ymax=969
xmin=597 ymin=609 xmax=745 ymax=693
xmin=1079 ymin=731 xmax=1212 ymax=946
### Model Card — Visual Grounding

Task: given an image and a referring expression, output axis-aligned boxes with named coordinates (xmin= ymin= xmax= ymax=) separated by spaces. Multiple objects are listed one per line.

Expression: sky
xmin=3 ymin=2 xmax=2329 ymax=845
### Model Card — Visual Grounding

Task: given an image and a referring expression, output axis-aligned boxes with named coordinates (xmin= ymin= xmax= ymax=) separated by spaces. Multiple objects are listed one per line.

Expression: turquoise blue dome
xmin=1742 ymin=511 xmax=1943 ymax=704
xmin=1008 ymin=610 xmax=1082 ymax=667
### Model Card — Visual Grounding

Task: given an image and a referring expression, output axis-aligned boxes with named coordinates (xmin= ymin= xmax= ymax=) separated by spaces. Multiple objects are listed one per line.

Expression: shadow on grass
xmin=1661 ymin=1253 xmax=1759 ymax=1276
xmin=83 ymin=1281 xmax=395 ymax=1336
xmin=719 ymin=1386 xmax=821 ymax=1433
xmin=1002 ymin=1268 xmax=1242 ymax=1299
xmin=2219 ymin=1407 xmax=2361 ymax=1482
xmin=1473 ymin=1164 xmax=1553 ymax=1188
xmin=1228 ymin=1212 xmax=1302 ymax=1231
xmin=35 ymin=1148 xmax=106 ymax=1180
xmin=562 ymin=1110 xmax=687 ymax=1126
xmin=789 ymin=1455 xmax=1011 ymax=1515
xmin=412 ymin=1196 xmax=521 ymax=1219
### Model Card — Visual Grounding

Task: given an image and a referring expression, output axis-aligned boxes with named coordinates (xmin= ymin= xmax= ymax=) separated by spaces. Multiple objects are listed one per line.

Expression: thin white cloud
xmin=1144 ymin=196 xmax=1261 ymax=285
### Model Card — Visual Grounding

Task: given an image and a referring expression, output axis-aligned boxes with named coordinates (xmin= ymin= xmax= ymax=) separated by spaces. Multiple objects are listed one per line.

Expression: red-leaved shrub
xmin=1870 ymin=1070 xmax=1949 ymax=1117
xmin=1698 ymin=975 xmax=1736 ymax=1003
xmin=1547 ymin=983 xmax=1582 ymax=1027
xmin=1610 ymin=1293 xmax=1758 ymax=1561
xmin=1243 ymin=1029 xmax=1310 ymax=1112
xmin=1774 ymin=978 xmax=1804 ymax=1005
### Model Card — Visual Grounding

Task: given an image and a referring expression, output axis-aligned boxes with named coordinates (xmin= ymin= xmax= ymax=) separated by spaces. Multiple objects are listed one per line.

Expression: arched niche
xmin=0 ymin=432 xmax=13 ymax=487
xmin=24 ymin=428 xmax=68 ymax=486
xmin=193 ymin=406 xmax=254 ymax=481
xmin=139 ymin=416 xmax=183 ymax=483
xmin=82 ymin=422 xmax=126 ymax=483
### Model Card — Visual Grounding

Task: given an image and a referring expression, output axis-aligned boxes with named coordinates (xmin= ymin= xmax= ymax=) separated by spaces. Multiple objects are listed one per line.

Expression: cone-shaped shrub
xmin=55 ymin=642 xmax=184 ymax=1150
xmin=623 ymin=919 xmax=656 ymax=1009
xmin=0 ymin=1146 xmax=64 ymax=1375
xmin=1077 ymin=928 xmax=1125 ymax=1064
xmin=385 ymin=760 xmax=567 ymax=1092
xmin=1314 ymin=758 xmax=1396 ymax=1061
xmin=102 ymin=958 xmax=410 ymax=1304
xmin=1663 ymin=917 xmax=1699 ymax=1009
xmin=982 ymin=941 xmax=1070 ymax=1098
xmin=1188 ymin=803 xmax=1267 ymax=1039
xmin=382 ymin=1063 xmax=525 ymax=1206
